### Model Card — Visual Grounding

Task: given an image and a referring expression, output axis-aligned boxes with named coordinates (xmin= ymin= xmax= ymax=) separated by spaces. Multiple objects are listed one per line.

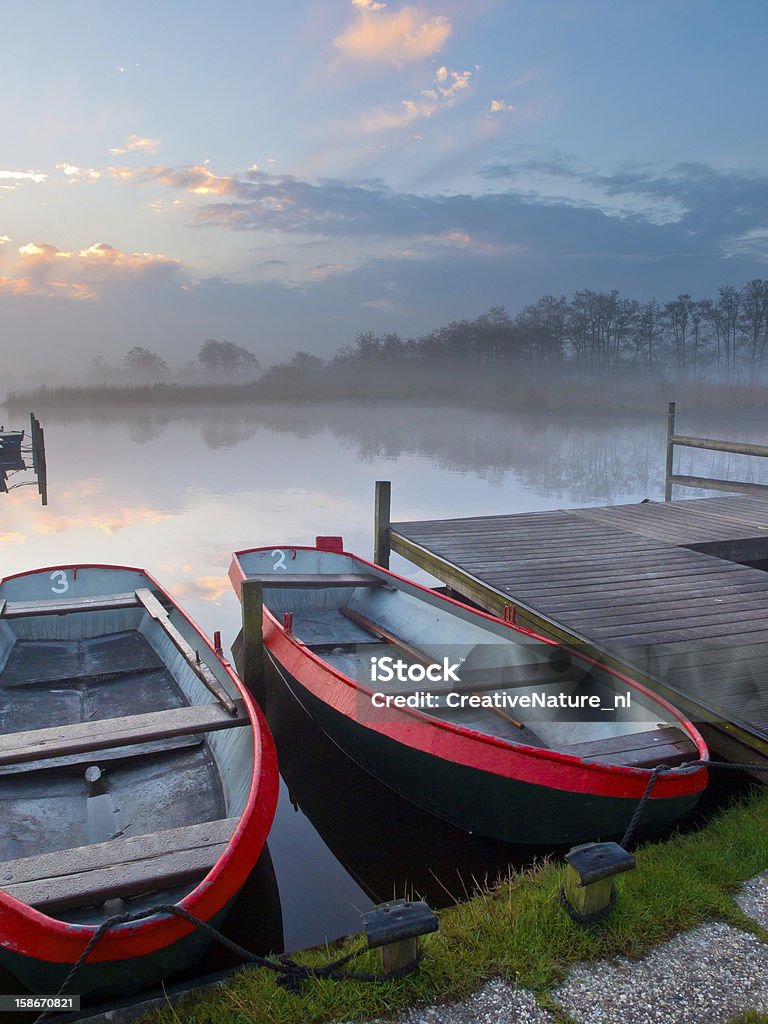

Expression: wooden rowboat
xmin=0 ymin=564 xmax=279 ymax=997
xmin=229 ymin=540 xmax=708 ymax=846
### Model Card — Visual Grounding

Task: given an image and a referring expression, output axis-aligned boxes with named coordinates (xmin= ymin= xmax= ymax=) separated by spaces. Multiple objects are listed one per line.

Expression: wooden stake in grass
xmin=562 ymin=842 xmax=636 ymax=923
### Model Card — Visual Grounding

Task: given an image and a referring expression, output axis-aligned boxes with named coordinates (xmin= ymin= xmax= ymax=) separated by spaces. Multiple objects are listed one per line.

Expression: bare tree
xmin=739 ymin=280 xmax=768 ymax=380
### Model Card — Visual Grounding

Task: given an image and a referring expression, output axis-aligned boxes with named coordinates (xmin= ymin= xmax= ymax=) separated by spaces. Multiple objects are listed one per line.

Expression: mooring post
xmin=664 ymin=401 xmax=676 ymax=502
xmin=374 ymin=480 xmax=391 ymax=569
xmin=29 ymin=413 xmax=48 ymax=505
xmin=241 ymin=578 xmax=264 ymax=697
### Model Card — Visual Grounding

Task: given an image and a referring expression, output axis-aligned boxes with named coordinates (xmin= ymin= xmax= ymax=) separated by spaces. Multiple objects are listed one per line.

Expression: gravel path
xmin=555 ymin=921 xmax=768 ymax=1024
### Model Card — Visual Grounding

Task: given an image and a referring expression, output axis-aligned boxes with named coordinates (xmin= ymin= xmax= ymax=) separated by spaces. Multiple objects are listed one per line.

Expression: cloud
xmin=334 ymin=3 xmax=451 ymax=63
xmin=359 ymin=65 xmax=472 ymax=132
xmin=311 ymin=262 xmax=349 ymax=278
xmin=111 ymin=157 xmax=768 ymax=266
xmin=0 ymin=169 xmax=47 ymax=190
xmin=110 ymin=163 xmax=237 ymax=196
xmin=108 ymin=134 xmax=160 ymax=155
xmin=353 ymin=0 xmax=387 ymax=9
xmin=489 ymin=99 xmax=514 ymax=112
xmin=0 ymin=241 xmax=181 ymax=300
xmin=56 ymin=163 xmax=101 ymax=182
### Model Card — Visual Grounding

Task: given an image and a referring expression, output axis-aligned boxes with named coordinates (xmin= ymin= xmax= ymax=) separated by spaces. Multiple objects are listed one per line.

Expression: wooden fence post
xmin=374 ymin=480 xmax=391 ymax=568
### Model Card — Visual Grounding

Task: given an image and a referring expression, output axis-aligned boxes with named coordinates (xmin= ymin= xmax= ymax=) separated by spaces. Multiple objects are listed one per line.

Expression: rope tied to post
xmin=34 ymin=902 xmax=426 ymax=1023
xmin=621 ymin=757 xmax=768 ymax=853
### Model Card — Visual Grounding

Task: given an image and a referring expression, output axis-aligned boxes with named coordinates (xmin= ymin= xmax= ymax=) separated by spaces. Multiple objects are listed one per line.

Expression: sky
xmin=3 ymin=0 xmax=768 ymax=381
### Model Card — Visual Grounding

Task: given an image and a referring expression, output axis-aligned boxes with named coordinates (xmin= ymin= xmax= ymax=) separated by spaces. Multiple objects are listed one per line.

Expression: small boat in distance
xmin=0 ymin=564 xmax=279 ymax=997
xmin=230 ymin=540 xmax=708 ymax=846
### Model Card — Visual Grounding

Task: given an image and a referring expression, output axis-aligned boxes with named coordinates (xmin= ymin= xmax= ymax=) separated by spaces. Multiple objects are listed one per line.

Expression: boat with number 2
xmin=0 ymin=564 xmax=278 ymax=997
xmin=230 ymin=539 xmax=708 ymax=846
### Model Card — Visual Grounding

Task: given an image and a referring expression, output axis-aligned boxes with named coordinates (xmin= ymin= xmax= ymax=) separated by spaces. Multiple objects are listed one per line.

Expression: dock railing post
xmin=664 ymin=401 xmax=676 ymax=502
xmin=241 ymin=579 xmax=264 ymax=697
xmin=374 ymin=480 xmax=391 ymax=568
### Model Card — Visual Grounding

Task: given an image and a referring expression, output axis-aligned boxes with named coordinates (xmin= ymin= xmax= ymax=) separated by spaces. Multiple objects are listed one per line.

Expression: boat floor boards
xmin=0 ymin=630 xmax=227 ymax=896
xmin=1 ymin=631 xmax=162 ymax=688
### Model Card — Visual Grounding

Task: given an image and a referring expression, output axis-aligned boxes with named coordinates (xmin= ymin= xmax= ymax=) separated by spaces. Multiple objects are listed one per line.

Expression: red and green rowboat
xmin=0 ymin=564 xmax=278 ymax=997
xmin=230 ymin=541 xmax=708 ymax=846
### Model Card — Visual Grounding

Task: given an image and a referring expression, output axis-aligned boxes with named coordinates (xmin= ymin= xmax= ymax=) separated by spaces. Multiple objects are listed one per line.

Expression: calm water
xmin=1 ymin=398 xmax=767 ymax=973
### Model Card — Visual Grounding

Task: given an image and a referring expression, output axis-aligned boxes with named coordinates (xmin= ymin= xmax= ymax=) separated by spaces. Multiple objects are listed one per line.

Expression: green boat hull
xmin=0 ymin=901 xmax=232 ymax=1002
xmin=287 ymin=677 xmax=699 ymax=846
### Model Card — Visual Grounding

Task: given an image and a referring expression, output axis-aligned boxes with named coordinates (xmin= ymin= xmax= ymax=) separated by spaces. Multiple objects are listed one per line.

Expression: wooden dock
xmin=387 ymin=492 xmax=768 ymax=767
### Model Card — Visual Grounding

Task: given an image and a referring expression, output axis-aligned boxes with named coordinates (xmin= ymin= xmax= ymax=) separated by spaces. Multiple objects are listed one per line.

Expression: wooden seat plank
xmin=0 ymin=699 xmax=248 ymax=768
xmin=559 ymin=726 xmax=696 ymax=768
xmin=1 ymin=818 xmax=237 ymax=911
xmin=0 ymin=735 xmax=203 ymax=778
xmin=252 ymin=573 xmax=386 ymax=588
xmin=2 ymin=593 xmax=139 ymax=618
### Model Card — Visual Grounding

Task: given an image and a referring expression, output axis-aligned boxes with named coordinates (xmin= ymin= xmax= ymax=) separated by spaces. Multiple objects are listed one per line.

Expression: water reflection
xmin=261 ymin=653 xmax=543 ymax=909
xmin=8 ymin=399 xmax=768 ymax=508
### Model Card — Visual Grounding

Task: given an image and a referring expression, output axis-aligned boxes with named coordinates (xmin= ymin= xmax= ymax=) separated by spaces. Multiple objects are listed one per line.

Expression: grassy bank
xmin=7 ymin=378 xmax=768 ymax=420
xmin=143 ymin=785 xmax=768 ymax=1024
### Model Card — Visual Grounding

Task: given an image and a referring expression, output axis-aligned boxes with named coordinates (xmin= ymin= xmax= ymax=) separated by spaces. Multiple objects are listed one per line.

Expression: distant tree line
xmin=88 ymin=339 xmax=261 ymax=385
xmin=324 ymin=281 xmax=768 ymax=382
xmin=76 ymin=279 xmax=768 ymax=398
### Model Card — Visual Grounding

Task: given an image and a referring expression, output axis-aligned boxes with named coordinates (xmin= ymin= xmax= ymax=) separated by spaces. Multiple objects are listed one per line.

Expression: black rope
xmin=620 ymin=757 xmax=768 ymax=853
xmin=34 ymin=902 xmax=424 ymax=1022
xmin=620 ymin=763 xmax=672 ymax=851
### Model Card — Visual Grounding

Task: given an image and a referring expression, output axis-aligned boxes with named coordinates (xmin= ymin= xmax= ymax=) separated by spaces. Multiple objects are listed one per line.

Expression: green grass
xmin=142 ymin=786 xmax=768 ymax=1024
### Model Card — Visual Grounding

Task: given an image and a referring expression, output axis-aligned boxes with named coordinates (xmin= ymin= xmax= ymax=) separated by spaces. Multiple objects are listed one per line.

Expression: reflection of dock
xmin=0 ymin=414 xmax=47 ymax=504
xmin=383 ymin=489 xmax=768 ymax=768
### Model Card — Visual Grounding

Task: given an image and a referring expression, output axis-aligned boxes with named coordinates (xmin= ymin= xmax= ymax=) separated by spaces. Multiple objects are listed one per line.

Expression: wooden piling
xmin=563 ymin=863 xmax=615 ymax=920
xmin=241 ymin=579 xmax=265 ymax=698
xmin=378 ymin=937 xmax=421 ymax=974
xmin=374 ymin=480 xmax=391 ymax=568
xmin=30 ymin=413 xmax=48 ymax=505
xmin=664 ymin=401 xmax=676 ymax=502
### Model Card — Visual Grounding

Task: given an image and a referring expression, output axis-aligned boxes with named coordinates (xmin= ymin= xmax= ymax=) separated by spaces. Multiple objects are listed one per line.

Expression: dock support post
xmin=664 ymin=401 xmax=676 ymax=502
xmin=374 ymin=480 xmax=391 ymax=569
xmin=241 ymin=579 xmax=264 ymax=699
xmin=30 ymin=413 xmax=47 ymax=506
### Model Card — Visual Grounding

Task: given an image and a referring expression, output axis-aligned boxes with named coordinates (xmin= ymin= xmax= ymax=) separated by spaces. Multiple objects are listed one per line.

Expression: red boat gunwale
xmin=0 ymin=564 xmax=279 ymax=965
xmin=230 ymin=545 xmax=708 ymax=804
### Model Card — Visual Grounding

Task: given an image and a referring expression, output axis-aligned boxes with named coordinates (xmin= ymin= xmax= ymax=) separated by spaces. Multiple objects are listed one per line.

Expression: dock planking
xmin=389 ymin=493 xmax=768 ymax=766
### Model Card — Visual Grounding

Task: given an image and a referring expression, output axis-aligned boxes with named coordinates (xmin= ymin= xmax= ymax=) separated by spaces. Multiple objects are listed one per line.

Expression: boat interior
xmin=0 ymin=584 xmax=252 ymax=925
xmin=241 ymin=548 xmax=699 ymax=771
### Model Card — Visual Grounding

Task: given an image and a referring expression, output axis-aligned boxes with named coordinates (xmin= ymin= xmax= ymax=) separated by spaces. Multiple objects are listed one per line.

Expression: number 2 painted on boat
xmin=271 ymin=550 xmax=287 ymax=571
xmin=50 ymin=570 xmax=69 ymax=594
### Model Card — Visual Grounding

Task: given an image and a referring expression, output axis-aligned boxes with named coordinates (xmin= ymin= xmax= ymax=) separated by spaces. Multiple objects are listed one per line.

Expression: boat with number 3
xmin=0 ymin=564 xmax=278 ymax=997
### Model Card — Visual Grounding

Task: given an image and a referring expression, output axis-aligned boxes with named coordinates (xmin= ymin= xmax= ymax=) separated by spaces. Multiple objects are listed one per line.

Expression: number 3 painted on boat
xmin=271 ymin=550 xmax=287 ymax=571
xmin=50 ymin=570 xmax=69 ymax=594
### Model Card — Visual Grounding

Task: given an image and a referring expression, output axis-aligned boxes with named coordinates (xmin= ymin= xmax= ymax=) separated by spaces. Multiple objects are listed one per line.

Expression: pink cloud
xmin=0 ymin=241 xmax=180 ymax=300
xmin=334 ymin=4 xmax=451 ymax=63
